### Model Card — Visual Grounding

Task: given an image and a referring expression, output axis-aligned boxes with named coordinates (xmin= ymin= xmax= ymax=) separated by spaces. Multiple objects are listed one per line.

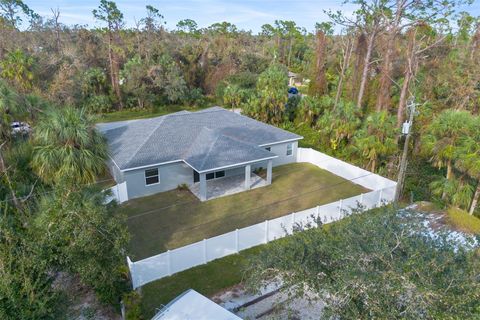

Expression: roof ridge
xmin=198 ymin=129 xmax=221 ymax=171
xmin=123 ymin=117 xmax=166 ymax=168
xmin=163 ymin=107 xmax=223 ymax=119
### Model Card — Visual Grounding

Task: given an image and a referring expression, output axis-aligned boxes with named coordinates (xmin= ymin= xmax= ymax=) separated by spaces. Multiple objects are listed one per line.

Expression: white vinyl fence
xmin=105 ymin=181 xmax=128 ymax=204
xmin=127 ymin=148 xmax=397 ymax=289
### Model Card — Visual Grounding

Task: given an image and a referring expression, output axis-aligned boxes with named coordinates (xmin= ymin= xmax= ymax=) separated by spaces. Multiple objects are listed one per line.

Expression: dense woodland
xmin=1 ymin=0 xmax=480 ymax=318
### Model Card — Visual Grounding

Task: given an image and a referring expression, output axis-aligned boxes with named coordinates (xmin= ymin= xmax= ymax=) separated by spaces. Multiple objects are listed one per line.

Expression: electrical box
xmin=402 ymin=121 xmax=410 ymax=135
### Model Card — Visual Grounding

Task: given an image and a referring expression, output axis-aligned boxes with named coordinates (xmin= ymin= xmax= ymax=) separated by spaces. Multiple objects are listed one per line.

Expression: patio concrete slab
xmin=189 ymin=174 xmax=267 ymax=201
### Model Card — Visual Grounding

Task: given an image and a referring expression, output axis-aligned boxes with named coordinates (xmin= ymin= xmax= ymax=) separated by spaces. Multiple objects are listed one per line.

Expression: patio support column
xmin=245 ymin=164 xmax=251 ymax=190
xmin=266 ymin=159 xmax=273 ymax=185
xmin=199 ymin=172 xmax=207 ymax=201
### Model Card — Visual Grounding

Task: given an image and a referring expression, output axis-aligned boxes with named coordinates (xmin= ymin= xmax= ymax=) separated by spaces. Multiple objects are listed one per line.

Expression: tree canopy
xmin=247 ymin=207 xmax=480 ymax=319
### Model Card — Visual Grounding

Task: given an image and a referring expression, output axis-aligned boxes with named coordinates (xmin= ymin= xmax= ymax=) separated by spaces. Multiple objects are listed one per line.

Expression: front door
xmin=193 ymin=170 xmax=200 ymax=183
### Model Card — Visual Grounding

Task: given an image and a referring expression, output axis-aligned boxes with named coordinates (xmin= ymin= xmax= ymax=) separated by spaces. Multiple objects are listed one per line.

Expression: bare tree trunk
xmin=287 ymin=37 xmax=293 ymax=67
xmin=470 ymin=22 xmax=480 ymax=61
xmin=376 ymin=0 xmax=404 ymax=112
xmin=51 ymin=8 xmax=62 ymax=52
xmin=334 ymin=36 xmax=353 ymax=110
xmin=356 ymin=31 xmax=375 ymax=110
xmin=108 ymin=32 xmax=123 ymax=110
xmin=351 ymin=33 xmax=367 ymax=101
xmin=313 ymin=30 xmax=328 ymax=96
xmin=397 ymin=72 xmax=410 ymax=126
xmin=441 ymin=160 xmax=453 ymax=200
xmin=397 ymin=30 xmax=417 ymax=126
xmin=469 ymin=181 xmax=480 ymax=215
xmin=376 ymin=33 xmax=395 ymax=111
xmin=447 ymin=160 xmax=453 ymax=180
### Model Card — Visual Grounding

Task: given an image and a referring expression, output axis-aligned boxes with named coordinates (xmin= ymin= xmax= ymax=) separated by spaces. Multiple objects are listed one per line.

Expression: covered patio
xmin=189 ymin=159 xmax=273 ymax=201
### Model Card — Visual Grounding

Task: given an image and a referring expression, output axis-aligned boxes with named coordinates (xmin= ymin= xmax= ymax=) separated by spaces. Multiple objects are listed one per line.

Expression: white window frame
xmin=286 ymin=143 xmax=293 ymax=156
xmin=145 ymin=168 xmax=160 ymax=186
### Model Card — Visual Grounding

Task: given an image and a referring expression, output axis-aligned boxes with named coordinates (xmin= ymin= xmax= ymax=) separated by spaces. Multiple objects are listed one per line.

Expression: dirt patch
xmin=52 ymin=272 xmax=121 ymax=320
xmin=408 ymin=202 xmax=448 ymax=229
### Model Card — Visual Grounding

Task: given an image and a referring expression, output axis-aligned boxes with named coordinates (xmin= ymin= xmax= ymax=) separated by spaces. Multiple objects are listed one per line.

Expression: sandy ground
xmin=52 ymin=272 xmax=121 ymax=320
xmin=212 ymin=283 xmax=324 ymax=320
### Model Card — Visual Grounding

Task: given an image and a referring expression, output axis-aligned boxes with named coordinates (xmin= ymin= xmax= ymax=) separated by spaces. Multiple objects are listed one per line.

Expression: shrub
xmin=123 ymin=291 xmax=143 ymax=320
xmin=183 ymin=88 xmax=206 ymax=107
xmin=177 ymin=183 xmax=189 ymax=191
xmin=84 ymin=94 xmax=113 ymax=113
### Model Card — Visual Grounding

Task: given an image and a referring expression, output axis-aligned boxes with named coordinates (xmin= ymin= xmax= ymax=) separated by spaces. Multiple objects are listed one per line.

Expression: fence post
xmin=167 ymin=250 xmax=172 ymax=276
xmin=126 ymin=256 xmax=135 ymax=289
xmin=264 ymin=220 xmax=269 ymax=244
xmin=338 ymin=199 xmax=343 ymax=216
xmin=316 ymin=205 xmax=320 ymax=226
xmin=359 ymin=193 xmax=364 ymax=209
xmin=235 ymin=229 xmax=239 ymax=253
xmin=377 ymin=188 xmax=384 ymax=207
xmin=291 ymin=212 xmax=296 ymax=232
xmin=203 ymin=239 xmax=207 ymax=264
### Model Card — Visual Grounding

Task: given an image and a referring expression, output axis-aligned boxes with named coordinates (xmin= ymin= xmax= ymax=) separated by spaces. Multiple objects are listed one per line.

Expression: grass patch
xmin=446 ymin=207 xmax=480 ymax=234
xmin=97 ymin=104 xmax=210 ymax=123
xmin=121 ymin=163 xmax=368 ymax=260
xmin=138 ymin=210 xmax=381 ymax=319
xmin=140 ymin=246 xmax=262 ymax=318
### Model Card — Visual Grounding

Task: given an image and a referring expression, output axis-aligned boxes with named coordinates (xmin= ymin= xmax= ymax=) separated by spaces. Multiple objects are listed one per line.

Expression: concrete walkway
xmin=189 ymin=173 xmax=267 ymax=201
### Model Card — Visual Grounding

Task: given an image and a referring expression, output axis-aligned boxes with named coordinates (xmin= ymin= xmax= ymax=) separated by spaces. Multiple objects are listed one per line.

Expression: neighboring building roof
xmin=288 ymin=71 xmax=298 ymax=78
xmin=97 ymin=107 xmax=302 ymax=172
xmin=152 ymin=289 xmax=242 ymax=320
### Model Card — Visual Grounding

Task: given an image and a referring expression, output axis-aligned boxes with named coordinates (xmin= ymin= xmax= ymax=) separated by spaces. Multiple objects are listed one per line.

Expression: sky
xmin=24 ymin=0 xmax=480 ymax=33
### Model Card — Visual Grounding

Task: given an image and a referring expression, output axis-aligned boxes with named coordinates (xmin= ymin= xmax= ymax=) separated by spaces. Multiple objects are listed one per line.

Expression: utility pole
xmin=394 ymin=98 xmax=417 ymax=203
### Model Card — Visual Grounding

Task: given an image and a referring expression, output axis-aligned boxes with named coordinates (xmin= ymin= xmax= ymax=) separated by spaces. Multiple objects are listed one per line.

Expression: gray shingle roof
xmin=97 ymin=107 xmax=302 ymax=172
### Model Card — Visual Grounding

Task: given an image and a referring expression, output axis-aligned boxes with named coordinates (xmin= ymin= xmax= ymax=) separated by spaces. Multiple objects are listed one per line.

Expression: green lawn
xmin=446 ymin=207 xmax=480 ymax=234
xmin=97 ymin=104 xmax=210 ymax=123
xmin=140 ymin=246 xmax=263 ymax=318
xmin=121 ymin=163 xmax=368 ymax=260
xmin=137 ymin=209 xmax=365 ymax=319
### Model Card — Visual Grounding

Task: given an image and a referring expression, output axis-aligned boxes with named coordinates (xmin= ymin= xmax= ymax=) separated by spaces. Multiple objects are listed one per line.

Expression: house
xmin=152 ymin=289 xmax=242 ymax=320
xmin=288 ymin=71 xmax=310 ymax=88
xmin=97 ymin=107 xmax=302 ymax=201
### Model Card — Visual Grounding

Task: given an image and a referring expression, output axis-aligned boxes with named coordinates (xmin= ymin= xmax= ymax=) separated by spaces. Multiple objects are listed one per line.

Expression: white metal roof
xmin=152 ymin=289 xmax=242 ymax=320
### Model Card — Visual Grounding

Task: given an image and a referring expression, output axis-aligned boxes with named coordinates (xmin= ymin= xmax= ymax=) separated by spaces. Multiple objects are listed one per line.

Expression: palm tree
xmin=255 ymin=64 xmax=288 ymax=124
xmin=456 ymin=131 xmax=480 ymax=214
xmin=317 ymin=100 xmax=361 ymax=152
xmin=430 ymin=177 xmax=474 ymax=210
xmin=351 ymin=111 xmax=397 ymax=173
xmin=223 ymin=84 xmax=243 ymax=111
xmin=32 ymin=107 xmax=108 ymax=187
xmin=297 ymin=96 xmax=323 ymax=126
xmin=422 ymin=110 xmax=474 ymax=181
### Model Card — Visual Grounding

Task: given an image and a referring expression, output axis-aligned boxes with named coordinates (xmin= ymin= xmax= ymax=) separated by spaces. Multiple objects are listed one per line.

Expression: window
xmin=145 ymin=168 xmax=159 ymax=185
xmin=265 ymin=147 xmax=271 ymax=151
xmin=286 ymin=143 xmax=293 ymax=156
xmin=204 ymin=170 xmax=225 ymax=181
